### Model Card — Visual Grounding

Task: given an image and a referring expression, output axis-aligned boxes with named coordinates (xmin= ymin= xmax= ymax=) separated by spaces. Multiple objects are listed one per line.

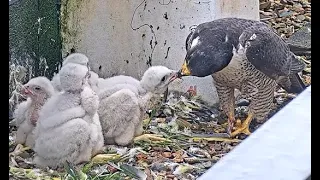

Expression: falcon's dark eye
xmin=161 ymin=76 xmax=166 ymax=82
xmin=34 ymin=87 xmax=41 ymax=91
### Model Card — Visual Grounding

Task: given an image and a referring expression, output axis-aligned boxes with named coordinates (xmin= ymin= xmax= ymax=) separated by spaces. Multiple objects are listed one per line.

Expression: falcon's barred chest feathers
xmin=179 ymin=18 xmax=306 ymax=137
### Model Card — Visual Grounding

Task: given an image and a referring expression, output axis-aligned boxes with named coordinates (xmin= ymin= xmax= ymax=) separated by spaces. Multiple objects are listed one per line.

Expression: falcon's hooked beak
xmin=177 ymin=60 xmax=191 ymax=78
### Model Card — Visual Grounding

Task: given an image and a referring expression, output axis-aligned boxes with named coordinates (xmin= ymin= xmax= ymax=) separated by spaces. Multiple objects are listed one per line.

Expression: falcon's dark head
xmin=178 ymin=31 xmax=233 ymax=78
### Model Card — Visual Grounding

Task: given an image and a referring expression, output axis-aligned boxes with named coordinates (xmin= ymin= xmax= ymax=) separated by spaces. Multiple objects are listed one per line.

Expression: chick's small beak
xmin=169 ymin=72 xmax=178 ymax=82
xmin=21 ymin=86 xmax=33 ymax=95
xmin=179 ymin=60 xmax=191 ymax=77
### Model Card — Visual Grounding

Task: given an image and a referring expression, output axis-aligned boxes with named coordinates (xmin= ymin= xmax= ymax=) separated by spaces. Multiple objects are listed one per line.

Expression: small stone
xmin=278 ymin=27 xmax=288 ymax=34
xmin=151 ymin=162 xmax=167 ymax=171
xmin=260 ymin=1 xmax=271 ymax=10
xmin=292 ymin=22 xmax=302 ymax=28
xmin=275 ymin=23 xmax=286 ymax=28
xmin=286 ymin=0 xmax=295 ymax=5
xmin=296 ymin=15 xmax=305 ymax=21
xmin=304 ymin=8 xmax=311 ymax=13
xmin=302 ymin=4 xmax=311 ymax=8
xmin=294 ymin=19 xmax=302 ymax=23
xmin=260 ymin=11 xmax=274 ymax=16
xmin=292 ymin=12 xmax=299 ymax=16
xmin=274 ymin=1 xmax=285 ymax=9
xmin=305 ymin=16 xmax=311 ymax=22
xmin=267 ymin=22 xmax=273 ymax=27
xmin=293 ymin=5 xmax=305 ymax=13
xmin=280 ymin=0 xmax=287 ymax=4
xmin=236 ymin=99 xmax=250 ymax=106
xmin=292 ymin=3 xmax=303 ymax=10
xmin=286 ymin=19 xmax=293 ymax=25
xmin=286 ymin=22 xmax=311 ymax=55
xmin=285 ymin=18 xmax=292 ymax=23
xmin=166 ymin=174 xmax=175 ymax=179
xmin=163 ymin=108 xmax=172 ymax=116
xmin=304 ymin=13 xmax=311 ymax=17
xmin=303 ymin=68 xmax=311 ymax=73
xmin=213 ymin=144 xmax=222 ymax=151
xmin=285 ymin=4 xmax=292 ymax=9
xmin=260 ymin=14 xmax=270 ymax=20
xmin=162 ymin=152 xmax=172 ymax=158
xmin=278 ymin=10 xmax=294 ymax=18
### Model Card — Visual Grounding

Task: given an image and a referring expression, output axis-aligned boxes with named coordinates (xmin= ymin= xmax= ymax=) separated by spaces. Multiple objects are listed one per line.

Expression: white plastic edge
xmin=199 ymin=86 xmax=311 ymax=180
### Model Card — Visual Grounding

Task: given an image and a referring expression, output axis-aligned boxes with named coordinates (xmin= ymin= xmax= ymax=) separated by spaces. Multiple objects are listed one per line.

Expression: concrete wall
xmin=61 ymin=0 xmax=259 ymax=105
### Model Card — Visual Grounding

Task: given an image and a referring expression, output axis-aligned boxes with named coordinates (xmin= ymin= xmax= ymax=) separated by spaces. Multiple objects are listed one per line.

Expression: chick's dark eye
xmin=161 ymin=76 xmax=166 ymax=82
xmin=34 ymin=87 xmax=41 ymax=90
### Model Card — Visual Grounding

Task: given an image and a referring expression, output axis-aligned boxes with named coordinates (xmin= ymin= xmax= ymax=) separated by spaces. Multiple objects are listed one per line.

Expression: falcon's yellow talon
xmin=230 ymin=113 xmax=254 ymax=137
xmin=235 ymin=119 xmax=242 ymax=128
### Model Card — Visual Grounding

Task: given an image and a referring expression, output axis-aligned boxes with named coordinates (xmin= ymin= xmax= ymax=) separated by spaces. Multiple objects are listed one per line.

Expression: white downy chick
xmin=98 ymin=83 xmax=139 ymax=100
xmin=14 ymin=77 xmax=55 ymax=148
xmin=98 ymin=75 xmax=146 ymax=96
xmin=51 ymin=53 xmax=100 ymax=93
xmin=98 ymin=66 xmax=178 ymax=146
xmin=33 ymin=63 xmax=103 ymax=169
xmin=97 ymin=66 xmax=176 ymax=99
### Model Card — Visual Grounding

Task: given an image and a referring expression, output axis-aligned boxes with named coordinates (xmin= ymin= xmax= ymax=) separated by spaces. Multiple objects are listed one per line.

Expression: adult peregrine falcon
xmin=178 ymin=18 xmax=306 ymax=137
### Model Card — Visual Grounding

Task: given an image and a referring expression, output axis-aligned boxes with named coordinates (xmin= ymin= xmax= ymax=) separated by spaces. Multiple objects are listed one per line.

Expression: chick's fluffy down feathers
xmin=34 ymin=118 xmax=92 ymax=168
xmin=62 ymin=53 xmax=89 ymax=66
xmin=98 ymin=65 xmax=176 ymax=99
xmin=98 ymin=66 xmax=177 ymax=146
xmin=14 ymin=99 xmax=31 ymax=127
xmin=14 ymin=77 xmax=55 ymax=147
xmin=98 ymin=84 xmax=139 ymax=100
xmin=51 ymin=53 xmax=100 ymax=93
xmin=98 ymin=88 xmax=143 ymax=146
xmin=14 ymin=99 xmax=36 ymax=147
xmin=98 ymin=75 xmax=146 ymax=95
xmin=33 ymin=63 xmax=103 ymax=168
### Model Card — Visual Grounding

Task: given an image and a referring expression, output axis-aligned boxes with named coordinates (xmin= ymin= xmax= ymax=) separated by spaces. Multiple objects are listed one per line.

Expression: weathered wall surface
xmin=9 ymin=0 xmax=62 ymax=79
xmin=9 ymin=0 xmax=61 ymax=116
xmin=61 ymin=0 xmax=259 ymax=105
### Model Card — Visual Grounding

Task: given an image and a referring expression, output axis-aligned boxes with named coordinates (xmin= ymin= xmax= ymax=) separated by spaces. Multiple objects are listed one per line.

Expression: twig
xmin=192 ymin=137 xmax=241 ymax=143
xmin=261 ymin=17 xmax=276 ymax=21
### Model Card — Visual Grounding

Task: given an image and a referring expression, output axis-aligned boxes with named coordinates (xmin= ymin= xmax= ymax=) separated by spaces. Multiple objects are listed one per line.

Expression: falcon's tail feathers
xmin=286 ymin=73 xmax=306 ymax=94
xmin=290 ymin=53 xmax=306 ymax=73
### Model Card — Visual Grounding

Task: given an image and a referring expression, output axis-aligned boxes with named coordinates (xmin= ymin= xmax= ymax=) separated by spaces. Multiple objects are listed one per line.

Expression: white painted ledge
xmin=199 ymin=86 xmax=311 ymax=180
